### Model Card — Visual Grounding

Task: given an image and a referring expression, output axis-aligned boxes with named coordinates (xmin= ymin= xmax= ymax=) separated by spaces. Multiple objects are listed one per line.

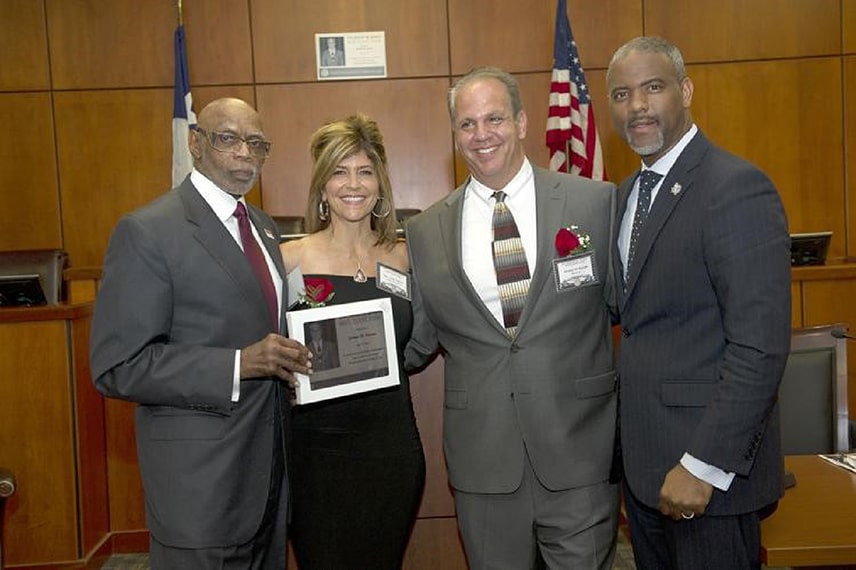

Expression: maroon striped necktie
xmin=491 ymin=191 xmax=531 ymax=336
xmin=234 ymin=202 xmax=278 ymax=329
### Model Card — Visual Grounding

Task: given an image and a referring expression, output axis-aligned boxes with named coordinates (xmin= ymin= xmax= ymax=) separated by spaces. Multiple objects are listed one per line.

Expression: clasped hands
xmin=240 ymin=333 xmax=312 ymax=388
xmin=658 ymin=463 xmax=713 ymax=521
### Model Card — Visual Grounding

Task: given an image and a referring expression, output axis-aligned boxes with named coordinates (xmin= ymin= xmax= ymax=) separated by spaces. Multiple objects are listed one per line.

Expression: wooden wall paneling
xmin=448 ymin=0 xmax=639 ymax=76
xmin=448 ymin=0 xmax=554 ymax=74
xmin=54 ymin=89 xmax=173 ymax=267
xmin=801 ymin=279 xmax=856 ymax=412
xmin=256 ymin=78 xmax=454 ymax=217
xmin=644 ymin=0 xmax=840 ymax=63
xmin=0 ymin=321 xmax=78 ymax=564
xmin=251 ymin=0 xmax=449 ymax=83
xmin=567 ymin=0 xmax=644 ymax=69
xmin=105 ymin=398 xmax=146 ymax=532
xmin=0 ymin=92 xmax=62 ymax=252
xmin=181 ymin=0 xmax=254 ymax=86
xmin=0 ymin=0 xmax=50 ymax=90
xmin=845 ymin=0 xmax=856 ymax=54
xmin=403 ymin=517 xmax=468 ymax=569
xmin=688 ymin=59 xmax=845 ymax=258
xmin=846 ymin=57 xmax=856 ymax=257
xmin=791 ymin=281 xmax=803 ymax=328
xmin=71 ymin=314 xmax=110 ymax=556
xmin=47 ymin=0 xmax=175 ymax=89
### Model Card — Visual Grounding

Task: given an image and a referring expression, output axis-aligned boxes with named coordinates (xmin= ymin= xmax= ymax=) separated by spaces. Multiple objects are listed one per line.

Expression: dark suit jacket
xmin=406 ymin=166 xmax=618 ymax=493
xmin=614 ymin=131 xmax=791 ymax=515
xmin=90 ymin=177 xmax=288 ymax=547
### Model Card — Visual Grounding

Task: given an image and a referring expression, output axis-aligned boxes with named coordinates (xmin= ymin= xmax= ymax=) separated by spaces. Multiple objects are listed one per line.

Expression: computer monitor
xmin=790 ymin=231 xmax=831 ymax=266
xmin=0 ymin=274 xmax=48 ymax=307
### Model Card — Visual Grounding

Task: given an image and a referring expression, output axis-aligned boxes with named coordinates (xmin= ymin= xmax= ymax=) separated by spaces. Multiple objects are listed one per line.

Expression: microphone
xmin=830 ymin=327 xmax=856 ymax=341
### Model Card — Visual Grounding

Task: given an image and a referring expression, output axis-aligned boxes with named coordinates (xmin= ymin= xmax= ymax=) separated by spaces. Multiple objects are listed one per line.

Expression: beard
xmin=625 ymin=126 xmax=665 ymax=158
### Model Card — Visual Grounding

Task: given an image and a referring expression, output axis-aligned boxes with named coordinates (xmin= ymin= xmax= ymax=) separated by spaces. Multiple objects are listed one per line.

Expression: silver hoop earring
xmin=371 ymin=196 xmax=391 ymax=218
xmin=319 ymin=199 xmax=330 ymax=221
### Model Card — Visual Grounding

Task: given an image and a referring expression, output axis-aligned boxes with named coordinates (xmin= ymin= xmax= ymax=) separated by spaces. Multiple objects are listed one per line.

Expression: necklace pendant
xmin=353 ymin=267 xmax=368 ymax=283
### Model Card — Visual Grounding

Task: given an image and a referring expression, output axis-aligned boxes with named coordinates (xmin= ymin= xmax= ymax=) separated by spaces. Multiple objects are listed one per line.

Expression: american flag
xmin=172 ymin=22 xmax=196 ymax=188
xmin=545 ymin=0 xmax=606 ymax=180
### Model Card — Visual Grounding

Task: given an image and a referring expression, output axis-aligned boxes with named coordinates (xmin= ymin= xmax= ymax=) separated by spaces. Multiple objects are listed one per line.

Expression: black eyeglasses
xmin=193 ymin=127 xmax=272 ymax=159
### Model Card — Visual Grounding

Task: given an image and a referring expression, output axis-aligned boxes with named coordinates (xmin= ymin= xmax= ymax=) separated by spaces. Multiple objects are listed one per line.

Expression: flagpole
xmin=177 ymin=0 xmax=183 ymax=26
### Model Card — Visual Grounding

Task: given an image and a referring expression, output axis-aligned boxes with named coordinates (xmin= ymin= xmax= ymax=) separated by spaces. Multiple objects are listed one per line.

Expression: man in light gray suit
xmin=607 ymin=37 xmax=791 ymax=569
xmin=405 ymin=67 xmax=619 ymax=569
xmin=91 ymin=98 xmax=310 ymax=568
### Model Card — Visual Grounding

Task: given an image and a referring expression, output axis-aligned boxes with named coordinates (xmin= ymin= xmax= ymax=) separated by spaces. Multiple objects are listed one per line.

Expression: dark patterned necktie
xmin=626 ymin=170 xmax=663 ymax=275
xmin=491 ymin=191 xmax=531 ymax=336
xmin=235 ymin=202 xmax=278 ymax=329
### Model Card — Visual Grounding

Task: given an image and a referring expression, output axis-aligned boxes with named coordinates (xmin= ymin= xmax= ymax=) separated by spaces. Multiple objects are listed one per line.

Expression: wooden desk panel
xmin=761 ymin=455 xmax=856 ymax=567
xmin=0 ymin=304 xmax=107 ymax=565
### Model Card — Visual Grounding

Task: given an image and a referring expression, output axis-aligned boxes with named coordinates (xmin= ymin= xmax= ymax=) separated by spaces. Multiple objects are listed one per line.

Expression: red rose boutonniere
xmin=554 ymin=225 xmax=592 ymax=257
xmin=297 ymin=277 xmax=335 ymax=308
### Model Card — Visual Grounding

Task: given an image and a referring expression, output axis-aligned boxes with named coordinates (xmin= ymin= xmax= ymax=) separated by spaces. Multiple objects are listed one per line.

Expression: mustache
xmin=627 ymin=115 xmax=657 ymax=128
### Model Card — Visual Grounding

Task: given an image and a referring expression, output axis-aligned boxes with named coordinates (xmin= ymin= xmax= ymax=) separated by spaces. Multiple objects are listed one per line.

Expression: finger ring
xmin=681 ymin=512 xmax=695 ymax=520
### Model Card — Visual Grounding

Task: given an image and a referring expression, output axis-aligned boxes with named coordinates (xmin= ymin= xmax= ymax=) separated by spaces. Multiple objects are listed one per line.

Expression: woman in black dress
xmin=280 ymin=114 xmax=425 ymax=568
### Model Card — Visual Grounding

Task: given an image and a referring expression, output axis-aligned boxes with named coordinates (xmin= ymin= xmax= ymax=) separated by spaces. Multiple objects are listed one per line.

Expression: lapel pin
xmin=670 ymin=183 xmax=682 ymax=196
xmin=264 ymin=228 xmax=275 ymax=240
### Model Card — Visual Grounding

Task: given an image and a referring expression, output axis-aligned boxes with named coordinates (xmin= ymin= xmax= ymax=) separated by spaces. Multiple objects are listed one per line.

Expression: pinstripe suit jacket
xmin=614 ymin=131 xmax=791 ymax=515
xmin=405 ymin=166 xmax=618 ymax=493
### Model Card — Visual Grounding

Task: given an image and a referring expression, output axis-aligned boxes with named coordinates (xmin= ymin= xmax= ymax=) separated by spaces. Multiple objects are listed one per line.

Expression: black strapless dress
xmin=289 ymin=275 xmax=426 ymax=569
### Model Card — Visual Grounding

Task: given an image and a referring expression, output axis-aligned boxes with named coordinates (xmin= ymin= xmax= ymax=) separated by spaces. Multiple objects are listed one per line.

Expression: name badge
xmin=376 ymin=262 xmax=411 ymax=301
xmin=552 ymin=251 xmax=598 ymax=292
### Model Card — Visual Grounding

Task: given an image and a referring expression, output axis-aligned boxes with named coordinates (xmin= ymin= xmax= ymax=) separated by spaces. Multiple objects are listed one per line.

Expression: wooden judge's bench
xmin=1 ymin=262 xmax=855 ymax=568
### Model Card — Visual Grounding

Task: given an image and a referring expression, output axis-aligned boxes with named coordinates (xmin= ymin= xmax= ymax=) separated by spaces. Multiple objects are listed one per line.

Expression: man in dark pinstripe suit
xmin=607 ymin=36 xmax=791 ymax=569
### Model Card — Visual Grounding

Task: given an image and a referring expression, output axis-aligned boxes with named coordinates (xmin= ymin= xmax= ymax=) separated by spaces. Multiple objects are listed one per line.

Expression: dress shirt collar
xmin=466 ymin=158 xmax=533 ymax=205
xmin=190 ymin=169 xmax=245 ymax=222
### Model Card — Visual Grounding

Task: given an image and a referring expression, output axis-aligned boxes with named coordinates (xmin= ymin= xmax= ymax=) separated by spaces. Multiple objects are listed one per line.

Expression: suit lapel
xmin=515 ymin=169 xmax=565 ymax=332
xmin=622 ymin=133 xmax=708 ymax=298
xmin=177 ymin=183 xmax=273 ymax=328
xmin=439 ymin=180 xmax=509 ymax=337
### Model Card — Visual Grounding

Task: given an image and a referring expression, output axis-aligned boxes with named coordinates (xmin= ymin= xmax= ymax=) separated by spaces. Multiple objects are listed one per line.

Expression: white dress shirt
xmin=191 ymin=169 xmax=283 ymax=401
xmin=461 ymin=158 xmax=537 ymax=326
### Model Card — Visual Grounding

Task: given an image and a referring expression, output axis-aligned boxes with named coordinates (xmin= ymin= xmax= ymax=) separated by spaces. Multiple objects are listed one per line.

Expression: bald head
xmin=196 ymin=98 xmax=261 ymax=132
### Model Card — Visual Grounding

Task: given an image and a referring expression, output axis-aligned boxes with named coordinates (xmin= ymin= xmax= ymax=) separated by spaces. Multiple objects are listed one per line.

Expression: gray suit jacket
xmin=405 ymin=165 xmax=618 ymax=493
xmin=90 ymin=178 xmax=288 ymax=547
xmin=614 ymin=131 xmax=791 ymax=515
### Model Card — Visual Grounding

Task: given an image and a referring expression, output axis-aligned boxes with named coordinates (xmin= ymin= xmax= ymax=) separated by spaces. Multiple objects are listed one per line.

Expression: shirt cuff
xmin=231 ymin=349 xmax=241 ymax=402
xmin=681 ymin=452 xmax=735 ymax=491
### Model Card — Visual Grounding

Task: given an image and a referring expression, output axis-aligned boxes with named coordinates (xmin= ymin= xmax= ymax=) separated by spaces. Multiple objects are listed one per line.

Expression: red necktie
xmin=234 ymin=202 xmax=278 ymax=329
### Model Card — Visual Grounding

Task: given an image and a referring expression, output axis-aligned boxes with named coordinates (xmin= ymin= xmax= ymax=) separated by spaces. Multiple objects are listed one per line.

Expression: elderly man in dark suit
xmin=607 ymin=36 xmax=791 ymax=569
xmin=406 ymin=67 xmax=619 ymax=569
xmin=90 ymin=97 xmax=310 ymax=568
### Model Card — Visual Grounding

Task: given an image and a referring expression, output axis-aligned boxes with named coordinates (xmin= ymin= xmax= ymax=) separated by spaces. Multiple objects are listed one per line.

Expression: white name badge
xmin=552 ymin=251 xmax=598 ymax=292
xmin=376 ymin=262 xmax=411 ymax=301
